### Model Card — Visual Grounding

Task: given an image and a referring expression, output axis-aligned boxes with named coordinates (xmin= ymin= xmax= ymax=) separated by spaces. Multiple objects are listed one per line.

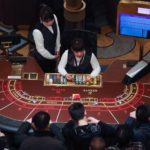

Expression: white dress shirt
xmin=58 ymin=50 xmax=101 ymax=77
xmin=32 ymin=15 xmax=61 ymax=60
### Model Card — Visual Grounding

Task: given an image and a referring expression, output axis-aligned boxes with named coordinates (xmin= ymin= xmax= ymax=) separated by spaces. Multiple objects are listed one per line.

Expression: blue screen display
xmin=119 ymin=13 xmax=150 ymax=38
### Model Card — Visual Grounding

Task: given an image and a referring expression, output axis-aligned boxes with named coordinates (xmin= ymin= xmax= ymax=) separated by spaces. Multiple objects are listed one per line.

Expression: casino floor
xmin=15 ymin=24 xmax=150 ymax=66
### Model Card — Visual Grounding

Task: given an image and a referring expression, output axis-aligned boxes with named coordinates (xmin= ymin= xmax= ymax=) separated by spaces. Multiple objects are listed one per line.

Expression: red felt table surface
xmin=0 ymin=58 xmax=149 ymax=124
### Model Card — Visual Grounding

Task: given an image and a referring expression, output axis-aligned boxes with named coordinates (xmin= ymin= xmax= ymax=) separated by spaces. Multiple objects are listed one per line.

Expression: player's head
xmin=40 ymin=5 xmax=54 ymax=26
xmin=116 ymin=124 xmax=133 ymax=147
xmin=89 ymin=136 xmax=106 ymax=150
xmin=68 ymin=102 xmax=85 ymax=122
xmin=71 ymin=38 xmax=85 ymax=58
xmin=32 ymin=111 xmax=50 ymax=130
xmin=136 ymin=104 xmax=150 ymax=123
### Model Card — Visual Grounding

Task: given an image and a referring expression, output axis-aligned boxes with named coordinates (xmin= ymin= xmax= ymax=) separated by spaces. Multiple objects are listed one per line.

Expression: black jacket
xmin=62 ymin=120 xmax=116 ymax=150
xmin=19 ymin=132 xmax=66 ymax=150
xmin=14 ymin=122 xmax=65 ymax=149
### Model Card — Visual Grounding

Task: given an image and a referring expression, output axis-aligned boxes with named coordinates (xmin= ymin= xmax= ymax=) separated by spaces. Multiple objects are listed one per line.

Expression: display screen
xmin=119 ymin=13 xmax=150 ymax=38
xmin=138 ymin=7 xmax=150 ymax=15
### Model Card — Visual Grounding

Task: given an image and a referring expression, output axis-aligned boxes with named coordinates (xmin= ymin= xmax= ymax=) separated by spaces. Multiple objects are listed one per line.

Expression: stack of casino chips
xmin=73 ymin=75 xmax=98 ymax=85
xmin=46 ymin=74 xmax=100 ymax=86
xmin=48 ymin=74 xmax=67 ymax=85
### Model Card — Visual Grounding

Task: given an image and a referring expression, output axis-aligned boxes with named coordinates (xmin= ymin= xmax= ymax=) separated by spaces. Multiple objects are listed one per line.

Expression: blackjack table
xmin=0 ymin=57 xmax=149 ymax=132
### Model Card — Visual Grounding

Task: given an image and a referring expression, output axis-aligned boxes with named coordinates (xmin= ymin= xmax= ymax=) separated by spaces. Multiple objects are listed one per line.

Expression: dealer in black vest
xmin=32 ymin=5 xmax=61 ymax=73
xmin=58 ymin=38 xmax=101 ymax=82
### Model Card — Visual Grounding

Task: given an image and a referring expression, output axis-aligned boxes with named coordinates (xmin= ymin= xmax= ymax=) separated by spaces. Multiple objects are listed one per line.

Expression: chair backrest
xmin=60 ymin=29 xmax=97 ymax=56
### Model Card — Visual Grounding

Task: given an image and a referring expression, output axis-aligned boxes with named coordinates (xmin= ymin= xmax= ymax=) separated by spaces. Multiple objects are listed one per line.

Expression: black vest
xmin=66 ymin=50 xmax=92 ymax=74
xmin=34 ymin=20 xmax=57 ymax=59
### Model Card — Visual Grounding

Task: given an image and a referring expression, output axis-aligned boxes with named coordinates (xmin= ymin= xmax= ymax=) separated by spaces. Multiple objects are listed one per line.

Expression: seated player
xmin=62 ymin=102 xmax=116 ymax=150
xmin=58 ymin=38 xmax=101 ymax=81
xmin=112 ymin=124 xmax=144 ymax=150
xmin=14 ymin=111 xmax=66 ymax=150
xmin=125 ymin=104 xmax=150 ymax=149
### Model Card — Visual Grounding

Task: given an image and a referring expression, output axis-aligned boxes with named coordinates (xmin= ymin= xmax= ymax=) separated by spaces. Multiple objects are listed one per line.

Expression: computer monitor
xmin=119 ymin=13 xmax=150 ymax=38
xmin=117 ymin=0 xmax=150 ymax=39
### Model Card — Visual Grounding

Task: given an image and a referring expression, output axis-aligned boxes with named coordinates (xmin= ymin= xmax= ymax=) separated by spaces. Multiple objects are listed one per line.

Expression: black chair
xmin=60 ymin=29 xmax=97 ymax=56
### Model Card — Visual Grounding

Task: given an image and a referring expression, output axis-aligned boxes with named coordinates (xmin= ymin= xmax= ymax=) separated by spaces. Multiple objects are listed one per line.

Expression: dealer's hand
xmin=86 ymin=75 xmax=92 ymax=82
xmin=66 ymin=74 xmax=73 ymax=81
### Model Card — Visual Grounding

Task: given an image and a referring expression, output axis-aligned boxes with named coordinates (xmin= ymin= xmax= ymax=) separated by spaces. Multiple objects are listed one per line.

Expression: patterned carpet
xmin=97 ymin=32 xmax=136 ymax=58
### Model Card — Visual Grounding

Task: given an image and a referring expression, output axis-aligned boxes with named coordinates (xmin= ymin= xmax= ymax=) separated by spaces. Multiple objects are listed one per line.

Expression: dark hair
xmin=68 ymin=102 xmax=85 ymax=122
xmin=40 ymin=5 xmax=54 ymax=22
xmin=136 ymin=104 xmax=150 ymax=123
xmin=116 ymin=124 xmax=133 ymax=147
xmin=32 ymin=111 xmax=50 ymax=130
xmin=89 ymin=136 xmax=106 ymax=150
xmin=71 ymin=38 xmax=85 ymax=52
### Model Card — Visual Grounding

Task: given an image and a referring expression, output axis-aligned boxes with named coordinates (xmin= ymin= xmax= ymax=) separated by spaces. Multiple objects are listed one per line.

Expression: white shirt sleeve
xmin=54 ymin=15 xmax=61 ymax=52
xmin=90 ymin=53 xmax=101 ymax=77
xmin=32 ymin=29 xmax=55 ymax=59
xmin=58 ymin=50 xmax=68 ymax=76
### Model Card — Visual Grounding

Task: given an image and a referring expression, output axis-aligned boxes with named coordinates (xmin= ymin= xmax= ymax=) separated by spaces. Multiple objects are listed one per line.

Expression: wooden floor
xmin=16 ymin=25 xmax=150 ymax=66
